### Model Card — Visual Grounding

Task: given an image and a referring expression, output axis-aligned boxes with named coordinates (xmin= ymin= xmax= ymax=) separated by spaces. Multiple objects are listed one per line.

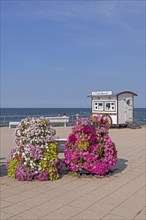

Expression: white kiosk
xmin=88 ymin=91 xmax=137 ymax=126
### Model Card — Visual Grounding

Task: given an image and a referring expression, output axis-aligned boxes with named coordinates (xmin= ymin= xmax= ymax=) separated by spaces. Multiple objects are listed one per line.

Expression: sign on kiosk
xmin=92 ymin=91 xmax=112 ymax=96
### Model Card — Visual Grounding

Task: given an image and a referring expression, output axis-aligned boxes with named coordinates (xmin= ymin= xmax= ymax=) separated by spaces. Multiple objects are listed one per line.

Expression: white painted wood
xmin=118 ymin=93 xmax=134 ymax=124
xmin=9 ymin=116 xmax=70 ymax=128
xmin=9 ymin=122 xmax=19 ymax=128
xmin=90 ymin=91 xmax=136 ymax=125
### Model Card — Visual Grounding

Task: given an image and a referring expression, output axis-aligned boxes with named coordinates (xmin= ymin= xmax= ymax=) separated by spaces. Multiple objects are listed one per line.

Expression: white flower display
xmin=7 ymin=117 xmax=62 ymax=181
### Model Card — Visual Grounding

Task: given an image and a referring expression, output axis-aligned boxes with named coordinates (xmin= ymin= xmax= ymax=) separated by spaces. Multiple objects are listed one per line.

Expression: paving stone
xmin=134 ymin=206 xmax=146 ymax=220
xmin=99 ymin=192 xmax=129 ymax=206
xmin=0 ymin=200 xmax=12 ymax=209
xmin=40 ymin=212 xmax=70 ymax=219
xmin=9 ymin=214 xmax=28 ymax=219
xmin=20 ymin=201 xmax=64 ymax=218
xmin=71 ymin=209 xmax=106 ymax=219
xmin=50 ymin=193 xmax=79 ymax=206
xmin=2 ymin=203 xmax=30 ymax=215
xmin=0 ymin=212 xmax=14 ymax=220
xmin=69 ymin=199 xmax=95 ymax=209
xmin=0 ymin=126 xmax=145 ymax=220
xmin=109 ymin=206 xmax=144 ymax=219
xmin=87 ymin=202 xmax=114 ymax=214
xmin=49 ymin=205 xmax=82 ymax=218
xmin=102 ymin=214 xmax=128 ymax=219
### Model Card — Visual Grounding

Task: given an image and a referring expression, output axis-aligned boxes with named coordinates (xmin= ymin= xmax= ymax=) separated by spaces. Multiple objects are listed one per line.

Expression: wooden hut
xmin=88 ymin=91 xmax=137 ymax=126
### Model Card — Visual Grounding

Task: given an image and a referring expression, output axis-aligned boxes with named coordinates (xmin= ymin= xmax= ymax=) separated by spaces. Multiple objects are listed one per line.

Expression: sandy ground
xmin=0 ymin=126 xmax=145 ymax=220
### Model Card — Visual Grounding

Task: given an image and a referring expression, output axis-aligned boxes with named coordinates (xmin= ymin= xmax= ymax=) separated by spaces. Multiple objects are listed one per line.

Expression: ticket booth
xmin=88 ymin=91 xmax=137 ymax=126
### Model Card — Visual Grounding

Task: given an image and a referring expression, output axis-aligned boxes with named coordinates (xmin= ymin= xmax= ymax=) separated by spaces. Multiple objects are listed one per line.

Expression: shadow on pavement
xmin=110 ymin=158 xmax=128 ymax=175
xmin=60 ymin=158 xmax=128 ymax=178
xmin=0 ymin=158 xmax=7 ymax=177
xmin=0 ymin=158 xmax=128 ymax=179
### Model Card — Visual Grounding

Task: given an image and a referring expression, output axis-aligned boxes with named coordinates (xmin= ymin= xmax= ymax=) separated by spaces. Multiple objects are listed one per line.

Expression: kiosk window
xmin=105 ymin=102 xmax=115 ymax=111
xmin=94 ymin=102 xmax=103 ymax=111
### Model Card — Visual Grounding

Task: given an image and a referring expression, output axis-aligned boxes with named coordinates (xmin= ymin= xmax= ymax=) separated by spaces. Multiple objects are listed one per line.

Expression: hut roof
xmin=88 ymin=90 xmax=137 ymax=97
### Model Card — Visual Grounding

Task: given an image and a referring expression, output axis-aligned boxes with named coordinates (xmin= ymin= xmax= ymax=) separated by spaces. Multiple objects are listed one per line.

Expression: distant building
xmin=88 ymin=91 xmax=137 ymax=126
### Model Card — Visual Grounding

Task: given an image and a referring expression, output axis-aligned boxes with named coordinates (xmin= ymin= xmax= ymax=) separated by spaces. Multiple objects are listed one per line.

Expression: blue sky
xmin=1 ymin=0 xmax=145 ymax=108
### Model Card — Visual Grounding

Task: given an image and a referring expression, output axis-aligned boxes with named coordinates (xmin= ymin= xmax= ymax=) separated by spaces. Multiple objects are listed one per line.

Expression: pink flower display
xmin=64 ymin=116 xmax=117 ymax=175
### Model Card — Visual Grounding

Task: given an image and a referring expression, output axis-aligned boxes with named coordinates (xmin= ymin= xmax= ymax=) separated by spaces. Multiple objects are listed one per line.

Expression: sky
xmin=1 ymin=0 xmax=145 ymax=108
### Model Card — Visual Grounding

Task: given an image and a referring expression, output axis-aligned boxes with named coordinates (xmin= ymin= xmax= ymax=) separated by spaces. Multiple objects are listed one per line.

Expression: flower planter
xmin=7 ymin=117 xmax=62 ymax=181
xmin=64 ymin=116 xmax=117 ymax=176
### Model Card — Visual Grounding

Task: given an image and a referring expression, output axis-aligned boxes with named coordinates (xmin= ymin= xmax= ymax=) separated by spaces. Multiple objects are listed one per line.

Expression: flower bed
xmin=7 ymin=117 xmax=62 ymax=181
xmin=64 ymin=116 xmax=117 ymax=175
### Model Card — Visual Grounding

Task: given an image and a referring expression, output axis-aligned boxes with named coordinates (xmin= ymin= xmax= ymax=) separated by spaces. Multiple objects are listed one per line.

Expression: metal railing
xmin=0 ymin=113 xmax=91 ymax=127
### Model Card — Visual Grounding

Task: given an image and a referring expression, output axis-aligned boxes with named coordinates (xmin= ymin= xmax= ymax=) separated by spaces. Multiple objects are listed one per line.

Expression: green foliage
xmin=40 ymin=142 xmax=60 ymax=180
xmin=7 ymin=158 xmax=19 ymax=178
xmin=48 ymin=142 xmax=58 ymax=154
xmin=40 ymin=160 xmax=48 ymax=169
xmin=48 ymin=167 xmax=59 ymax=181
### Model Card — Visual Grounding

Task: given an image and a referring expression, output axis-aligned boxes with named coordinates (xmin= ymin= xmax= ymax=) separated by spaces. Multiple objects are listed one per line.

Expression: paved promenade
xmin=0 ymin=126 xmax=145 ymax=220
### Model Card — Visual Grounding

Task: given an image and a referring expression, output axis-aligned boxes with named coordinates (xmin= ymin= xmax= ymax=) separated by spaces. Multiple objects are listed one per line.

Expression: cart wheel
xmin=101 ymin=114 xmax=112 ymax=126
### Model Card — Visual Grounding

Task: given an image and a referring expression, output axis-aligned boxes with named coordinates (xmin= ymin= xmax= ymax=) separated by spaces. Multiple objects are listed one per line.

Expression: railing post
xmin=64 ymin=121 xmax=66 ymax=127
xmin=75 ymin=113 xmax=79 ymax=119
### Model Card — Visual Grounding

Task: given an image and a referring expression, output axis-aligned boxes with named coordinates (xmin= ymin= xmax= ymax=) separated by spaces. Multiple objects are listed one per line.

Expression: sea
xmin=0 ymin=108 xmax=146 ymax=127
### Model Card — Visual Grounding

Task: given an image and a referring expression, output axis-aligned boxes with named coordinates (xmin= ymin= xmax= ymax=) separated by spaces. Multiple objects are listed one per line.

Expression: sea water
xmin=0 ymin=108 xmax=145 ymax=126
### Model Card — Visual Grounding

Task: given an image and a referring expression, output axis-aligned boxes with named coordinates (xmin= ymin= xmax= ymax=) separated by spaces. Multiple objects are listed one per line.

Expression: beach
xmin=0 ymin=126 xmax=145 ymax=220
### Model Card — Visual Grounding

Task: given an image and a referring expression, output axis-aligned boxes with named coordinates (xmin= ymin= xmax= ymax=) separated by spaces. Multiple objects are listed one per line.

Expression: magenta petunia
xmin=64 ymin=116 xmax=117 ymax=175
